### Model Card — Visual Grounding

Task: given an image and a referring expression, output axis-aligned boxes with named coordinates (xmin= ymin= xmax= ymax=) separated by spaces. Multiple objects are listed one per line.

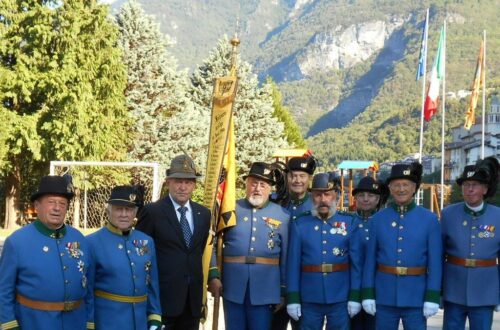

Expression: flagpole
xmin=418 ymin=8 xmax=429 ymax=164
xmin=440 ymin=20 xmax=446 ymax=211
xmin=417 ymin=8 xmax=429 ymax=206
xmin=481 ymin=30 xmax=486 ymax=159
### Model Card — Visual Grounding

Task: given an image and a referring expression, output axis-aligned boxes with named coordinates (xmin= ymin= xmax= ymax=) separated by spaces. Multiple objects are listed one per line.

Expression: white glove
xmin=362 ymin=299 xmax=376 ymax=316
xmin=148 ymin=326 xmax=159 ymax=330
xmin=495 ymin=304 xmax=500 ymax=312
xmin=348 ymin=301 xmax=362 ymax=318
xmin=287 ymin=303 xmax=302 ymax=321
xmin=423 ymin=302 xmax=439 ymax=318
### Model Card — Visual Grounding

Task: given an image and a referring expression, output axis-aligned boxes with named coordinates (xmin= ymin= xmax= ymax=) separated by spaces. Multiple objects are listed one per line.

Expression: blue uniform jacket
xmin=0 ymin=220 xmax=93 ymax=330
xmin=86 ymin=225 xmax=162 ymax=329
xmin=216 ymin=199 xmax=289 ymax=305
xmin=283 ymin=193 xmax=313 ymax=221
xmin=287 ymin=211 xmax=362 ymax=304
xmin=362 ymin=202 xmax=442 ymax=307
xmin=441 ymin=202 xmax=500 ymax=307
xmin=354 ymin=210 xmax=377 ymax=264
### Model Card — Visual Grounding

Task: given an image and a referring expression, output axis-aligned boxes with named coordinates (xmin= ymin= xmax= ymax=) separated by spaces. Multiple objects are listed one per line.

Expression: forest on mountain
xmin=122 ymin=0 xmax=500 ymax=165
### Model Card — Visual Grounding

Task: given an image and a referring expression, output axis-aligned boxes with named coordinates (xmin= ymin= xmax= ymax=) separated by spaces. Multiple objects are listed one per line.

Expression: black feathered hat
xmin=287 ymin=156 xmax=317 ymax=175
xmin=386 ymin=162 xmax=423 ymax=190
xmin=30 ymin=175 xmax=75 ymax=202
xmin=243 ymin=162 xmax=276 ymax=185
xmin=456 ymin=157 xmax=499 ymax=199
xmin=311 ymin=172 xmax=341 ymax=192
xmin=107 ymin=186 xmax=140 ymax=207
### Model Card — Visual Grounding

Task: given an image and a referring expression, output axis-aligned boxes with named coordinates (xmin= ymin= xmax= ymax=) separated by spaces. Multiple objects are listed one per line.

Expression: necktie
xmin=178 ymin=206 xmax=192 ymax=247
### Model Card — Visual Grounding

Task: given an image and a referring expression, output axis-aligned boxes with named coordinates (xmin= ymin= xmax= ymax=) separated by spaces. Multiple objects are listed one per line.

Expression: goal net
xmin=50 ymin=161 xmax=161 ymax=230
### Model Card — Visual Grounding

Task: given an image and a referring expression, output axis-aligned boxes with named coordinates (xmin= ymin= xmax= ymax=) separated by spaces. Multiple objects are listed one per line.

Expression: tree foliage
xmin=0 ymin=0 xmax=128 ymax=227
xmin=116 ymin=0 xmax=192 ymax=168
xmin=190 ymin=36 xmax=289 ymax=179
xmin=267 ymin=77 xmax=307 ymax=148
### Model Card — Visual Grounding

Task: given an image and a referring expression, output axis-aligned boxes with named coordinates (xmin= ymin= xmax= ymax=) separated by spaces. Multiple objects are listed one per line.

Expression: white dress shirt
xmin=169 ymin=195 xmax=194 ymax=233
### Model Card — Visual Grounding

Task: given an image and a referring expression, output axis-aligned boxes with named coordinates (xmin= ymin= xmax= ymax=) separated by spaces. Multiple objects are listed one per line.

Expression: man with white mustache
xmin=286 ymin=172 xmax=362 ymax=330
xmin=208 ymin=162 xmax=289 ymax=330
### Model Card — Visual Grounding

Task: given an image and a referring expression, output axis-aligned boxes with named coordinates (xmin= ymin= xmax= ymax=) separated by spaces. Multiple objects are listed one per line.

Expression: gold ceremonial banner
xmin=203 ymin=76 xmax=238 ymax=209
xmin=201 ymin=76 xmax=238 ymax=325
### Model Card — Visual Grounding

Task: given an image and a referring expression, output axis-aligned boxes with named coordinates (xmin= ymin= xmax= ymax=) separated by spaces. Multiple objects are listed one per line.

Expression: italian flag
xmin=424 ymin=26 xmax=445 ymax=121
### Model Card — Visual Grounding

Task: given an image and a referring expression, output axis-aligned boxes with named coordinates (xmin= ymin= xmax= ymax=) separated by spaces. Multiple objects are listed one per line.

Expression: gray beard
xmin=248 ymin=195 xmax=266 ymax=208
xmin=311 ymin=199 xmax=338 ymax=220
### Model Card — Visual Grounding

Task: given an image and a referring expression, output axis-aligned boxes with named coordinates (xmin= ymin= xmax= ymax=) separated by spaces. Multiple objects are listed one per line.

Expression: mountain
xmin=110 ymin=0 xmax=500 ymax=165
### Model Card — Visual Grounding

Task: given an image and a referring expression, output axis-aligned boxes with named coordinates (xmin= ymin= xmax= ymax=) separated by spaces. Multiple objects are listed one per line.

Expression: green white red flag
xmin=424 ymin=26 xmax=445 ymax=121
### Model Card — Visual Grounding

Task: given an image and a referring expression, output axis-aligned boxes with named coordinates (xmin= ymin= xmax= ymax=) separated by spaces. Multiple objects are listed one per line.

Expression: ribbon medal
xmin=66 ymin=241 xmax=83 ymax=259
xmin=479 ymin=225 xmax=495 ymax=238
xmin=330 ymin=222 xmax=347 ymax=236
xmin=133 ymin=240 xmax=149 ymax=256
xmin=263 ymin=217 xmax=282 ymax=229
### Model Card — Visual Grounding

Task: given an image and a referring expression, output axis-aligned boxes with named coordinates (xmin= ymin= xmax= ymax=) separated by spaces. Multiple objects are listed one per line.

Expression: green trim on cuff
xmin=287 ymin=291 xmax=300 ymax=304
xmin=280 ymin=285 xmax=286 ymax=297
xmin=425 ymin=290 xmax=440 ymax=304
xmin=349 ymin=289 xmax=361 ymax=302
xmin=361 ymin=287 xmax=375 ymax=300
xmin=208 ymin=267 xmax=220 ymax=280
xmin=86 ymin=321 xmax=95 ymax=330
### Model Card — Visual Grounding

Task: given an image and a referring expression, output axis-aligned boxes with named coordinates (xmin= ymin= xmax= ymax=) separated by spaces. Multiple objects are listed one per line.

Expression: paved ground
xmin=200 ymin=297 xmax=500 ymax=329
xmin=1 ymin=237 xmax=499 ymax=329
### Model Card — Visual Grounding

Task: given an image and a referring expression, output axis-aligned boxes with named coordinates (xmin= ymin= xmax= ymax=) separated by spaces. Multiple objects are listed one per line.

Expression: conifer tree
xmin=190 ymin=36 xmax=289 ymax=178
xmin=0 ymin=0 xmax=128 ymax=228
xmin=116 ymin=0 xmax=193 ymax=167
xmin=267 ymin=77 xmax=307 ymax=148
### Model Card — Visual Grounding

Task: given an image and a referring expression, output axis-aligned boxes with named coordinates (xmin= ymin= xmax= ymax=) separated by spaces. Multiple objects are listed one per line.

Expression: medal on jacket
xmin=66 ymin=241 xmax=83 ymax=259
xmin=82 ymin=275 xmax=87 ymax=288
xmin=145 ymin=260 xmax=152 ymax=284
xmin=263 ymin=217 xmax=282 ymax=229
xmin=267 ymin=239 xmax=275 ymax=250
xmin=133 ymin=240 xmax=149 ymax=256
xmin=330 ymin=221 xmax=347 ymax=235
xmin=332 ymin=247 xmax=346 ymax=256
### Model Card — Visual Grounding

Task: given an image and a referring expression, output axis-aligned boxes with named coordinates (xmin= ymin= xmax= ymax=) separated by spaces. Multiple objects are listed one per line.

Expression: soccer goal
xmin=49 ymin=161 xmax=161 ymax=230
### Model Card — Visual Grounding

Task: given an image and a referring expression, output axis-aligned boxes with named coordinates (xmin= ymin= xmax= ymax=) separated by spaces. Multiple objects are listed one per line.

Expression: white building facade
xmin=445 ymin=95 xmax=500 ymax=181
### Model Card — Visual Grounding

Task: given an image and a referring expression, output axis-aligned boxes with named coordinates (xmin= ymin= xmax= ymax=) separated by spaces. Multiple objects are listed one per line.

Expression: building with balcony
xmin=445 ymin=95 xmax=500 ymax=181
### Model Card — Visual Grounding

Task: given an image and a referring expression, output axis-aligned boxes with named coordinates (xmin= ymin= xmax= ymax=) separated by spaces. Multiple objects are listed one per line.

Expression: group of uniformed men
xmin=0 ymin=154 xmax=498 ymax=330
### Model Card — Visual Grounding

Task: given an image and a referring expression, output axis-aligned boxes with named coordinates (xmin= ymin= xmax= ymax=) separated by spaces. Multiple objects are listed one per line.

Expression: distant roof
xmin=337 ymin=160 xmax=379 ymax=170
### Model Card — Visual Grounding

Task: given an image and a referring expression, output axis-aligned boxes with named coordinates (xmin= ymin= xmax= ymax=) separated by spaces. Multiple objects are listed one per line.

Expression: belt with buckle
xmin=94 ymin=289 xmax=147 ymax=303
xmin=301 ymin=263 xmax=349 ymax=273
xmin=16 ymin=294 xmax=82 ymax=312
xmin=223 ymin=256 xmax=279 ymax=265
xmin=377 ymin=264 xmax=427 ymax=276
xmin=446 ymin=255 xmax=497 ymax=268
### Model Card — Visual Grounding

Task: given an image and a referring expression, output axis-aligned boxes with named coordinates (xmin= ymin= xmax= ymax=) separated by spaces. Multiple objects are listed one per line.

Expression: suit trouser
xmin=443 ymin=301 xmax=494 ymax=330
xmin=376 ymin=305 xmax=426 ymax=330
xmin=162 ymin=293 xmax=200 ymax=330
xmin=271 ymin=306 xmax=300 ymax=330
xmin=350 ymin=308 xmax=375 ymax=330
xmin=223 ymin=287 xmax=273 ymax=330
xmin=301 ymin=302 xmax=349 ymax=330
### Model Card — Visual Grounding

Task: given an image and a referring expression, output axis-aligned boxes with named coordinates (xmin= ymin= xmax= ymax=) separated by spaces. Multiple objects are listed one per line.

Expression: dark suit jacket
xmin=136 ymin=196 xmax=211 ymax=318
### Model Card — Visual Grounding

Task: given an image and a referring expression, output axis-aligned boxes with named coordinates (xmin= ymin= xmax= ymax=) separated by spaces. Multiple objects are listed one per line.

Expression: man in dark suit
xmin=136 ymin=154 xmax=211 ymax=330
